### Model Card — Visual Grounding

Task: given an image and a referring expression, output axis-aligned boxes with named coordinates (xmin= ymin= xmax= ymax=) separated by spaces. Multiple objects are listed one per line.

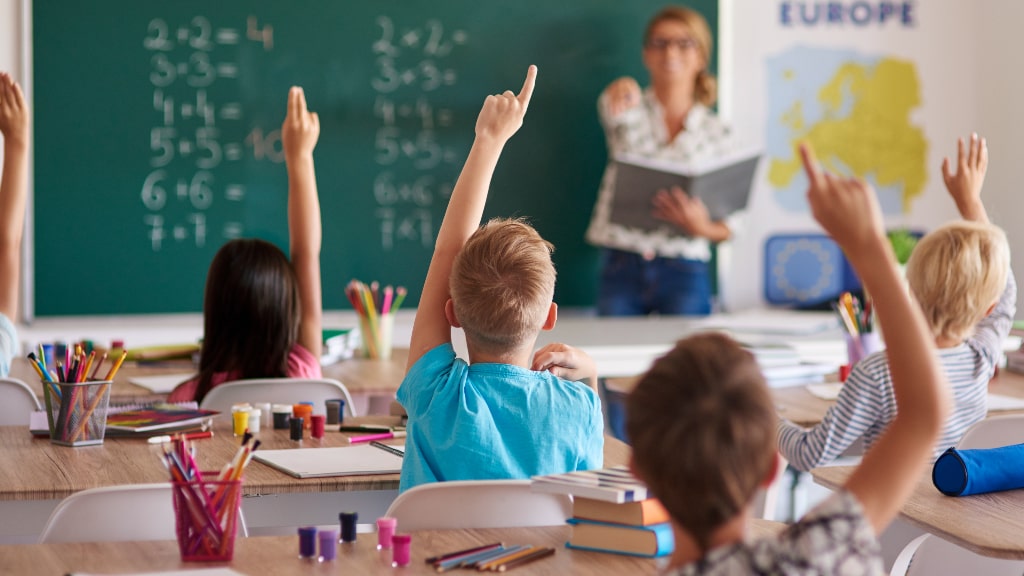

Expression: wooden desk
xmin=0 ymin=522 xmax=786 ymax=576
xmin=812 ymin=465 xmax=1024 ymax=560
xmin=0 ymin=416 xmax=630 ymax=542
xmin=609 ymin=368 xmax=1024 ymax=428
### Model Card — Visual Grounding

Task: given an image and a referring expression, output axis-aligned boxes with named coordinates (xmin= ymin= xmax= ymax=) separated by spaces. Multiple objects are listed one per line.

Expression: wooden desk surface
xmin=0 ymin=416 xmax=630 ymax=502
xmin=608 ymin=368 xmax=1024 ymax=428
xmin=812 ymin=465 xmax=1024 ymax=560
xmin=0 ymin=522 xmax=786 ymax=576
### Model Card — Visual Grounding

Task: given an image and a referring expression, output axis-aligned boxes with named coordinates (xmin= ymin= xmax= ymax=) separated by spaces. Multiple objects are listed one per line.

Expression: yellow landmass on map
xmin=768 ymin=58 xmax=927 ymax=212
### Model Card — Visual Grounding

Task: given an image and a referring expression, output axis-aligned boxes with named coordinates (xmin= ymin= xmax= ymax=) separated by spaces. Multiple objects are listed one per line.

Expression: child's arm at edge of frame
xmin=283 ymin=86 xmax=323 ymax=359
xmin=406 ymin=65 xmax=537 ymax=371
xmin=800 ymin=142 xmax=951 ymax=536
xmin=0 ymin=73 xmax=29 ymax=323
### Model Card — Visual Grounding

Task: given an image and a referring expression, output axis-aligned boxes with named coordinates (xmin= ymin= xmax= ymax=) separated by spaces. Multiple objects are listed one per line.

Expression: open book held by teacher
xmin=610 ymin=150 xmax=761 ymax=234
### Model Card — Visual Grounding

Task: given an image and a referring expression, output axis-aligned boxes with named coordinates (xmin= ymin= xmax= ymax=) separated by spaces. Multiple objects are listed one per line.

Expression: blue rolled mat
xmin=932 ymin=443 xmax=1024 ymax=496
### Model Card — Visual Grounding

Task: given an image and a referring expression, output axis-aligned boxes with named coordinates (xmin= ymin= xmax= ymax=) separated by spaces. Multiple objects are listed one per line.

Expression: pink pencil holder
xmin=172 ymin=474 xmax=243 ymax=562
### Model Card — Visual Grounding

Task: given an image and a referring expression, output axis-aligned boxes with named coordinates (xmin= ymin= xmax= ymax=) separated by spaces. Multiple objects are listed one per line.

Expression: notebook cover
xmin=253 ymin=445 xmax=404 ymax=478
xmin=105 ymin=404 xmax=218 ymax=433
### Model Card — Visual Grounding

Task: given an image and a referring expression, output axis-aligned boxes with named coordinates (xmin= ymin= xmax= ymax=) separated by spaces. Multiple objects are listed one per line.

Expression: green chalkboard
xmin=33 ymin=0 xmax=717 ymax=315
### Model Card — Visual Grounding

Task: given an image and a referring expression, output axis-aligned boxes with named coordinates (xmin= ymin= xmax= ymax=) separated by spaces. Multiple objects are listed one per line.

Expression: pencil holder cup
xmin=41 ymin=380 xmax=112 ymax=447
xmin=358 ymin=313 xmax=394 ymax=361
xmin=172 ymin=474 xmax=243 ymax=562
xmin=845 ymin=332 xmax=883 ymax=368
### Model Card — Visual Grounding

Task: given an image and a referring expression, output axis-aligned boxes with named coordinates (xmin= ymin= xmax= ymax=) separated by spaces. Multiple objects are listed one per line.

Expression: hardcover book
xmin=572 ymin=496 xmax=670 ymax=526
xmin=610 ymin=150 xmax=760 ymax=234
xmin=566 ymin=518 xmax=674 ymax=557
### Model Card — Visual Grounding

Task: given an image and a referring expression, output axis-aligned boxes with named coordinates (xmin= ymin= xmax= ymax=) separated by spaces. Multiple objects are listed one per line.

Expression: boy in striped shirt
xmin=779 ymin=133 xmax=1015 ymax=472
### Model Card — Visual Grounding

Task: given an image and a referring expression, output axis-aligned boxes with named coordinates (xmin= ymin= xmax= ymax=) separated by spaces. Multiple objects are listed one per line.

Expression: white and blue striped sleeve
xmin=777 ymin=354 xmax=892 ymax=472
xmin=967 ymin=271 xmax=1016 ymax=370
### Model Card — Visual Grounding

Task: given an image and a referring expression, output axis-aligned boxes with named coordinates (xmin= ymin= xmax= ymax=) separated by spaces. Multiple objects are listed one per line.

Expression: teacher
xmin=585 ymin=6 xmax=736 ymax=316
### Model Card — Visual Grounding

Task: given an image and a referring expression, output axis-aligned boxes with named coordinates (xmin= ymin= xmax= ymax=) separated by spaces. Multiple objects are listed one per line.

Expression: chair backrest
xmin=199 ymin=378 xmax=357 ymax=417
xmin=38 ymin=484 xmax=178 ymax=543
xmin=890 ymin=534 xmax=1024 ymax=576
xmin=0 ymin=377 xmax=43 ymax=426
xmin=384 ymin=480 xmax=572 ymax=531
xmin=957 ymin=414 xmax=1024 ymax=450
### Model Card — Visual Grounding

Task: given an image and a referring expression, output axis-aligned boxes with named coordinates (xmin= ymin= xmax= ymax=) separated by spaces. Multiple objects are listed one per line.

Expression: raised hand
xmin=603 ymin=76 xmax=642 ymax=117
xmin=0 ymin=73 xmax=28 ymax=147
xmin=281 ymin=86 xmax=320 ymax=160
xmin=475 ymin=65 xmax=537 ymax=144
xmin=800 ymin=143 xmax=887 ymax=261
xmin=941 ymin=133 xmax=989 ymax=222
xmin=532 ymin=343 xmax=598 ymax=390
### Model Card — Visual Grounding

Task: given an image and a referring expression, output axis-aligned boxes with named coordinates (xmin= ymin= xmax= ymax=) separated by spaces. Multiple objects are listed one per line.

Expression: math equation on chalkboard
xmin=141 ymin=15 xmax=273 ymax=252
xmin=371 ymin=16 xmax=468 ymax=251
xmin=138 ymin=13 xmax=471 ymax=254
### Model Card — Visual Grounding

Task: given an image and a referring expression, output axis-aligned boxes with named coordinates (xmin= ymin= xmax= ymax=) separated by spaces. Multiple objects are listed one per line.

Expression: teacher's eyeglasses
xmin=645 ymin=37 xmax=698 ymax=52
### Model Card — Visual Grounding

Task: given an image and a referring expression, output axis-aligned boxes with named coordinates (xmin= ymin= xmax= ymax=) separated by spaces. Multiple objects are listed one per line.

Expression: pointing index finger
xmin=517 ymin=65 xmax=537 ymax=108
xmin=799 ymin=142 xmax=823 ymax=188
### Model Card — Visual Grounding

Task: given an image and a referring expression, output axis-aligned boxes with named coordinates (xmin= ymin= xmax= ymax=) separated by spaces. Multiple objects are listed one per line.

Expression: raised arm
xmin=281 ymin=87 xmax=323 ymax=359
xmin=801 ymin=143 xmax=950 ymax=535
xmin=941 ymin=133 xmax=989 ymax=223
xmin=0 ymin=73 xmax=29 ymax=322
xmin=406 ymin=65 xmax=537 ymax=370
xmin=942 ymin=133 xmax=1017 ymax=365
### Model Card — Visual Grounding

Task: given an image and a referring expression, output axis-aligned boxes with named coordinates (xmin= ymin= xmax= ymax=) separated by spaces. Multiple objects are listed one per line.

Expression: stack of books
xmin=531 ymin=466 xmax=674 ymax=557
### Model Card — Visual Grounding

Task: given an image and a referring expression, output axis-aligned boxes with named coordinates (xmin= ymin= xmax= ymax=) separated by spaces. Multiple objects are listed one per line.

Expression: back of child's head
xmin=626 ymin=333 xmax=777 ymax=551
xmin=450 ymin=218 xmax=556 ymax=354
xmin=906 ymin=220 xmax=1009 ymax=342
xmin=196 ymin=238 xmax=300 ymax=401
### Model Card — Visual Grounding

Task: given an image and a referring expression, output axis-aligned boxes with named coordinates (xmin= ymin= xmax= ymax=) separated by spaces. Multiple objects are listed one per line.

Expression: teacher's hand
xmin=652 ymin=187 xmax=712 ymax=236
xmin=603 ymin=76 xmax=642 ymax=117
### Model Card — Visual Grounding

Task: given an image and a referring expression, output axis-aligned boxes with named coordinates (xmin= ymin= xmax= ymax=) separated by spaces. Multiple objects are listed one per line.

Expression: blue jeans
xmin=597 ymin=248 xmax=712 ymax=317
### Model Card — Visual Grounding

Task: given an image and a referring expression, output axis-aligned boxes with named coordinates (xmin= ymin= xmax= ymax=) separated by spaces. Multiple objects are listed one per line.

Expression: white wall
xmin=979 ymin=4 xmax=1024 ymax=315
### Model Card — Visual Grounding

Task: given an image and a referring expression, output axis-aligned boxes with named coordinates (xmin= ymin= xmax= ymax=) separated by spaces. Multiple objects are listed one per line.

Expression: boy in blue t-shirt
xmin=397 ymin=66 xmax=603 ymax=491
xmin=0 ymin=73 xmax=29 ymax=377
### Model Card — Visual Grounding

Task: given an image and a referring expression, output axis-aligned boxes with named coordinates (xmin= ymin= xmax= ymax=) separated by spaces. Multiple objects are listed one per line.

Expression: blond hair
xmin=450 ymin=218 xmax=556 ymax=354
xmin=644 ymin=6 xmax=717 ymax=106
xmin=627 ymin=333 xmax=776 ymax=552
xmin=905 ymin=220 xmax=1009 ymax=341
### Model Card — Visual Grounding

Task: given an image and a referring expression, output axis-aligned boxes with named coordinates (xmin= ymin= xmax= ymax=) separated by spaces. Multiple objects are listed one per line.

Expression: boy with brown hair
xmin=397 ymin=66 xmax=604 ymax=492
xmin=0 ymin=73 xmax=29 ymax=377
xmin=627 ymin=144 xmax=951 ymax=573
xmin=779 ymin=134 xmax=1014 ymax=471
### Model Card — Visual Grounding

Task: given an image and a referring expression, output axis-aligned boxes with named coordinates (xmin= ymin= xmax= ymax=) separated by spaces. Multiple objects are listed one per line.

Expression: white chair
xmin=384 ymin=480 xmax=572 ymax=531
xmin=890 ymin=534 xmax=1024 ymax=575
xmin=957 ymin=414 xmax=1024 ymax=450
xmin=199 ymin=378 xmax=357 ymax=417
xmin=38 ymin=483 xmax=249 ymax=543
xmin=0 ymin=377 xmax=42 ymax=426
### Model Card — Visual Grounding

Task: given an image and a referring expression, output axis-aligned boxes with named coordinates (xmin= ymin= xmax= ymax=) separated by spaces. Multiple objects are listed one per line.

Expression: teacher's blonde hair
xmin=644 ymin=6 xmax=717 ymax=106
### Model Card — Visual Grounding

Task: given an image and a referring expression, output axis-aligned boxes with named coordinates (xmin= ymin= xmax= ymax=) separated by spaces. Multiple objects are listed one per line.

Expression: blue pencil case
xmin=932 ymin=443 xmax=1024 ymax=496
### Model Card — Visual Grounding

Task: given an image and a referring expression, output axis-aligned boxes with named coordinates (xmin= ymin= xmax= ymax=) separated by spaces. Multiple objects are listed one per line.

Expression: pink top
xmin=167 ymin=344 xmax=322 ymax=403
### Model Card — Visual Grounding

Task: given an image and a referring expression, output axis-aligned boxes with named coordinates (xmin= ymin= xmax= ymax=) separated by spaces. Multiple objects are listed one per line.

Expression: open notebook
xmin=253 ymin=445 xmax=404 ymax=478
